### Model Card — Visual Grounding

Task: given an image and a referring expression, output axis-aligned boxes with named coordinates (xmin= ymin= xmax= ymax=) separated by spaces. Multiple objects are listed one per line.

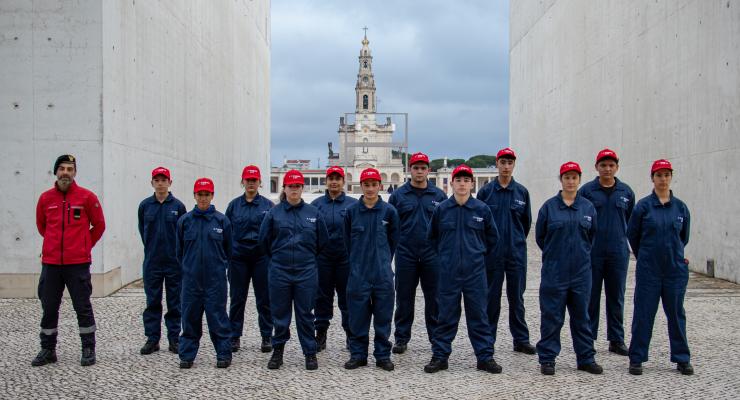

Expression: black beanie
xmin=54 ymin=154 xmax=76 ymax=172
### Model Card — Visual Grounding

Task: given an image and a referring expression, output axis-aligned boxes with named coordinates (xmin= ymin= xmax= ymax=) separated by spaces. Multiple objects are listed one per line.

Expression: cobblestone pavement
xmin=2 ymin=239 xmax=740 ymax=399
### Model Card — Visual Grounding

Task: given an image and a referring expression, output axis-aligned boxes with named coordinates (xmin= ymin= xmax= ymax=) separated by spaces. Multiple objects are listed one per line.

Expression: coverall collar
xmin=401 ymin=181 xmax=437 ymax=195
xmin=323 ymin=190 xmax=347 ymax=203
xmin=192 ymin=204 xmax=215 ymax=219
xmin=358 ymin=195 xmax=384 ymax=212
xmin=443 ymin=194 xmax=476 ymax=210
xmin=149 ymin=192 xmax=173 ymax=203
xmin=493 ymin=176 xmax=517 ymax=191
xmin=240 ymin=192 xmax=264 ymax=206
xmin=591 ymin=176 xmax=624 ymax=191
xmin=649 ymin=190 xmax=675 ymax=207
xmin=281 ymin=198 xmax=305 ymax=211
xmin=556 ymin=191 xmax=580 ymax=210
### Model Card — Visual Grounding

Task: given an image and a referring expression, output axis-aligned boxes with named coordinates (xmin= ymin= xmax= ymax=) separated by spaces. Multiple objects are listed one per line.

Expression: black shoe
xmin=677 ymin=362 xmax=694 ymax=375
xmin=80 ymin=347 xmax=96 ymax=367
xmin=477 ymin=358 xmax=503 ymax=374
xmin=424 ymin=358 xmax=448 ymax=373
xmin=315 ymin=327 xmax=327 ymax=352
xmin=608 ymin=341 xmax=629 ymax=356
xmin=376 ymin=359 xmax=394 ymax=371
xmin=168 ymin=340 xmax=179 ymax=354
xmin=140 ymin=340 xmax=160 ymax=355
xmin=577 ymin=362 xmax=604 ymax=374
xmin=216 ymin=359 xmax=231 ymax=368
xmin=629 ymin=362 xmax=643 ymax=375
xmin=267 ymin=344 xmax=284 ymax=370
xmin=31 ymin=349 xmax=57 ymax=367
xmin=260 ymin=337 xmax=272 ymax=353
xmin=230 ymin=338 xmax=240 ymax=353
xmin=179 ymin=360 xmax=193 ymax=369
xmin=305 ymin=354 xmax=318 ymax=370
xmin=344 ymin=358 xmax=368 ymax=369
xmin=540 ymin=362 xmax=555 ymax=375
xmin=392 ymin=342 xmax=407 ymax=354
xmin=513 ymin=342 xmax=537 ymax=355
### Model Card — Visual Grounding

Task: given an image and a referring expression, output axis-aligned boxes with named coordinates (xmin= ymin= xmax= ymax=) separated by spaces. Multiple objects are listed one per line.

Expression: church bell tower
xmin=356 ymin=29 xmax=376 ymax=114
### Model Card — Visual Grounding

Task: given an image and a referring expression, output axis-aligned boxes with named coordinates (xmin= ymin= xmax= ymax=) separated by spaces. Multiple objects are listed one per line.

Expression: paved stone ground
xmin=2 ymin=239 xmax=740 ymax=399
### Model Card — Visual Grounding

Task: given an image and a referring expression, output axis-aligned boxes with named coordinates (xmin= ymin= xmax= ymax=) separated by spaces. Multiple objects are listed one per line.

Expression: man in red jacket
xmin=32 ymin=155 xmax=106 ymax=367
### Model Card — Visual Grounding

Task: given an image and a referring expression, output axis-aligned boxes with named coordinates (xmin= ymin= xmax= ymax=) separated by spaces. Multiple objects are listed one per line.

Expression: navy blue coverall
xmin=477 ymin=178 xmax=532 ymax=349
xmin=259 ymin=200 xmax=328 ymax=356
xmin=225 ymin=193 xmax=274 ymax=342
xmin=627 ymin=191 xmax=691 ymax=364
xmin=535 ymin=193 xmax=598 ymax=366
xmin=138 ymin=193 xmax=187 ymax=344
xmin=311 ymin=191 xmax=358 ymax=336
xmin=389 ymin=181 xmax=447 ymax=345
xmin=176 ymin=205 xmax=233 ymax=362
xmin=428 ymin=196 xmax=499 ymax=362
xmin=579 ymin=177 xmax=635 ymax=343
xmin=344 ymin=197 xmax=400 ymax=361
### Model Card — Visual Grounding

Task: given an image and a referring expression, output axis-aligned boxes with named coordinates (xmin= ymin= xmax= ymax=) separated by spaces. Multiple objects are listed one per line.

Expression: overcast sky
xmin=270 ymin=1 xmax=509 ymax=167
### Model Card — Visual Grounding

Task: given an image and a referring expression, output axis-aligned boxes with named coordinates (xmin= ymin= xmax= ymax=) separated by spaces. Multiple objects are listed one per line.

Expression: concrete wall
xmin=0 ymin=0 xmax=271 ymax=297
xmin=510 ymin=0 xmax=740 ymax=282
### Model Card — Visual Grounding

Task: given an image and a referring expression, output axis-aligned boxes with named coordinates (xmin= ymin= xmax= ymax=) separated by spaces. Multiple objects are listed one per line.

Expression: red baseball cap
xmin=151 ymin=166 xmax=171 ymax=180
xmin=360 ymin=168 xmax=382 ymax=182
xmin=559 ymin=161 xmax=582 ymax=176
xmin=451 ymin=164 xmax=474 ymax=179
xmin=193 ymin=177 xmax=214 ymax=193
xmin=496 ymin=147 xmax=517 ymax=160
xmin=596 ymin=148 xmax=619 ymax=163
xmin=409 ymin=152 xmax=430 ymax=166
xmin=326 ymin=166 xmax=345 ymax=177
xmin=241 ymin=165 xmax=261 ymax=180
xmin=651 ymin=159 xmax=673 ymax=173
xmin=283 ymin=170 xmax=305 ymax=186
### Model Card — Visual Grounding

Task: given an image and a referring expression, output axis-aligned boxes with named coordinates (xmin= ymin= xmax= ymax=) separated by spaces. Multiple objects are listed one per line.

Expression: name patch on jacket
xmin=583 ymin=215 xmax=592 ymax=222
xmin=171 ymin=210 xmax=179 ymax=216
xmin=514 ymin=199 xmax=526 ymax=206
xmin=473 ymin=216 xmax=484 ymax=223
xmin=306 ymin=217 xmax=316 ymax=223
xmin=213 ymin=228 xmax=223 ymax=234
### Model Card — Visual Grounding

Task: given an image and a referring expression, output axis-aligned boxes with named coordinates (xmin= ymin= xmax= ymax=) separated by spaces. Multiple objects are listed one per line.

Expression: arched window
xmin=363 ymin=95 xmax=368 ymax=110
xmin=363 ymin=60 xmax=368 ymax=68
xmin=362 ymin=138 xmax=369 ymax=154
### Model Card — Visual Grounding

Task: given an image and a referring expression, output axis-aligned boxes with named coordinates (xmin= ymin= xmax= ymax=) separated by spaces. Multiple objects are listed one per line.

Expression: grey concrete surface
xmin=2 ymin=240 xmax=739 ymax=399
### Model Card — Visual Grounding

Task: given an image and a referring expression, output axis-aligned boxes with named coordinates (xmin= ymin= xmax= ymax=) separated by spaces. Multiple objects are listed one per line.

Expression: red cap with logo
xmin=241 ymin=165 xmax=261 ymax=180
xmin=326 ymin=166 xmax=345 ymax=177
xmin=651 ymin=159 xmax=673 ymax=173
xmin=151 ymin=166 xmax=171 ymax=180
xmin=409 ymin=152 xmax=430 ymax=166
xmin=496 ymin=147 xmax=517 ymax=160
xmin=452 ymin=164 xmax=474 ymax=179
xmin=596 ymin=148 xmax=619 ymax=163
xmin=559 ymin=161 xmax=582 ymax=176
xmin=193 ymin=177 xmax=214 ymax=193
xmin=360 ymin=168 xmax=382 ymax=182
xmin=283 ymin=170 xmax=305 ymax=186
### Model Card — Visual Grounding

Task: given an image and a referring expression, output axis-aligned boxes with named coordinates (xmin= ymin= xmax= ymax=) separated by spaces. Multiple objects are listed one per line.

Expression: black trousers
xmin=38 ymin=263 xmax=96 ymax=349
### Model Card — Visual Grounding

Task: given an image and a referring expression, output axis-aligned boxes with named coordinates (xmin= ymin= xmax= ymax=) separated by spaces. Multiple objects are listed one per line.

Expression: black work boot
xmin=424 ymin=358 xmax=448 ymax=373
xmin=267 ymin=344 xmax=284 ymax=370
xmin=216 ymin=359 xmax=231 ymax=368
xmin=168 ymin=339 xmax=179 ymax=354
xmin=677 ymin=362 xmax=694 ymax=375
xmin=477 ymin=358 xmax=503 ymax=373
xmin=80 ymin=347 xmax=96 ymax=367
xmin=540 ymin=362 xmax=555 ymax=375
xmin=392 ymin=342 xmax=407 ymax=354
xmin=513 ymin=342 xmax=537 ymax=355
xmin=179 ymin=360 xmax=193 ymax=369
xmin=577 ymin=362 xmax=604 ymax=374
xmin=315 ymin=327 xmax=328 ymax=352
xmin=629 ymin=362 xmax=643 ymax=375
xmin=31 ymin=349 xmax=57 ymax=367
xmin=261 ymin=337 xmax=272 ymax=353
xmin=608 ymin=341 xmax=629 ymax=356
xmin=376 ymin=359 xmax=395 ymax=371
xmin=140 ymin=340 xmax=160 ymax=355
xmin=305 ymin=354 xmax=318 ymax=370
xmin=344 ymin=358 xmax=368 ymax=369
xmin=230 ymin=338 xmax=240 ymax=353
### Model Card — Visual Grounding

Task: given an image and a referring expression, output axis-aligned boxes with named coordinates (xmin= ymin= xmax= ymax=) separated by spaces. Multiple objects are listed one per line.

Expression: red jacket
xmin=36 ymin=181 xmax=106 ymax=265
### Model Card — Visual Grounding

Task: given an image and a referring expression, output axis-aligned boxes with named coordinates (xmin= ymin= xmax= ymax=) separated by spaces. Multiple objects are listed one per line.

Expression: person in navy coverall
xmin=627 ymin=159 xmax=693 ymax=376
xmin=476 ymin=148 xmax=535 ymax=355
xmin=389 ymin=152 xmax=447 ymax=354
xmin=424 ymin=164 xmax=503 ymax=374
xmin=343 ymin=168 xmax=400 ymax=372
xmin=226 ymin=165 xmax=274 ymax=354
xmin=311 ymin=166 xmax=358 ymax=352
xmin=535 ymin=162 xmax=603 ymax=376
xmin=578 ymin=149 xmax=635 ymax=356
xmin=176 ymin=178 xmax=233 ymax=369
xmin=138 ymin=166 xmax=187 ymax=356
xmin=259 ymin=170 xmax=329 ymax=370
